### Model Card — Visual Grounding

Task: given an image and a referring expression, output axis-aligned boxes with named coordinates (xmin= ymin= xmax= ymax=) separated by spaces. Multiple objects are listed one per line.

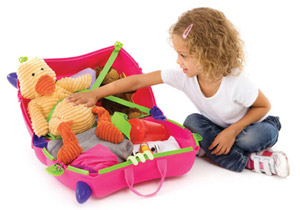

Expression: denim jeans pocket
xmin=264 ymin=116 xmax=281 ymax=131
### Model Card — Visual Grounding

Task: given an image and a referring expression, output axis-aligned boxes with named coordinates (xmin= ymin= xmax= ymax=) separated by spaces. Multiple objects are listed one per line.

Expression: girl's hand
xmin=67 ymin=90 xmax=98 ymax=107
xmin=208 ymin=127 xmax=238 ymax=156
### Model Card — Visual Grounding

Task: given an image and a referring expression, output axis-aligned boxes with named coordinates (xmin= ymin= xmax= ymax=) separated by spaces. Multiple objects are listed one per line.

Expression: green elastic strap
xmin=111 ymin=112 xmax=131 ymax=139
xmin=104 ymin=95 xmax=150 ymax=114
xmin=46 ymin=99 xmax=63 ymax=139
xmin=46 ymin=99 xmax=63 ymax=123
xmin=46 ymin=133 xmax=62 ymax=140
xmin=90 ymin=41 xmax=123 ymax=90
xmin=67 ymin=165 xmax=89 ymax=175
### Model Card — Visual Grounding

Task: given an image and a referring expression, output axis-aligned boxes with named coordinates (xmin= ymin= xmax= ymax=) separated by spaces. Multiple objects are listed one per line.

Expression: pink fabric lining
xmin=71 ymin=144 xmax=118 ymax=172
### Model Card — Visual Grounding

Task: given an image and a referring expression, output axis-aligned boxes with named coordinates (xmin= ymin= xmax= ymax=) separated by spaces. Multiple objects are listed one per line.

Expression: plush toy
xmin=92 ymin=106 xmax=123 ymax=144
xmin=95 ymin=66 xmax=142 ymax=119
xmin=17 ymin=57 xmax=122 ymax=164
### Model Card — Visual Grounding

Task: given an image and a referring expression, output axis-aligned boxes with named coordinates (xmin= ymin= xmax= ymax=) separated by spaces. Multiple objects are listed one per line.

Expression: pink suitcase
xmin=7 ymin=42 xmax=200 ymax=203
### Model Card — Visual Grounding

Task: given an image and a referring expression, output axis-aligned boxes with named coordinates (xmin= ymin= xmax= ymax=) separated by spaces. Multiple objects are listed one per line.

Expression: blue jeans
xmin=183 ymin=114 xmax=281 ymax=172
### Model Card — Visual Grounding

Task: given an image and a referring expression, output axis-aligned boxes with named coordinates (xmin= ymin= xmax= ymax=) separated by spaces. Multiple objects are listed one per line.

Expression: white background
xmin=1 ymin=0 xmax=299 ymax=209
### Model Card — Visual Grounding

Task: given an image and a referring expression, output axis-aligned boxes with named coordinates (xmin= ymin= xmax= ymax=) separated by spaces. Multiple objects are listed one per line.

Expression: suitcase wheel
xmin=76 ymin=181 xmax=92 ymax=204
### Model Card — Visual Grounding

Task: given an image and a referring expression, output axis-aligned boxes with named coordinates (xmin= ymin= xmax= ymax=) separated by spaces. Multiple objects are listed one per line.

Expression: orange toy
xmin=92 ymin=107 xmax=123 ymax=144
xmin=56 ymin=121 xmax=83 ymax=165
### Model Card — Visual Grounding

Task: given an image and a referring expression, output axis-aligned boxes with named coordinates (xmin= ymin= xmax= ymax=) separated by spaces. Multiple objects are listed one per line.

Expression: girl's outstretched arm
xmin=67 ymin=70 xmax=163 ymax=107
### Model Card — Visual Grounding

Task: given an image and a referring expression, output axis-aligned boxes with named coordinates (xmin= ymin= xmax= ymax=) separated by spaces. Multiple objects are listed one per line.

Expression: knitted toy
xmin=95 ymin=66 xmax=142 ymax=119
xmin=17 ymin=57 xmax=122 ymax=164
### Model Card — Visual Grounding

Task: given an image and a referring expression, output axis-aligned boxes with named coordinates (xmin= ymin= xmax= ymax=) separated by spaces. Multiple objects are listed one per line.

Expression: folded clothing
xmin=70 ymin=144 xmax=118 ymax=173
xmin=47 ymin=127 xmax=133 ymax=163
xmin=132 ymin=136 xmax=180 ymax=155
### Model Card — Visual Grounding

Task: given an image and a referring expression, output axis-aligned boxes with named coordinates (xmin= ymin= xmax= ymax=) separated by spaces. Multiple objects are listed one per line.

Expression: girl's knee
xmin=235 ymin=122 xmax=279 ymax=152
xmin=183 ymin=113 xmax=215 ymax=133
xmin=264 ymin=116 xmax=281 ymax=131
xmin=183 ymin=113 xmax=203 ymax=131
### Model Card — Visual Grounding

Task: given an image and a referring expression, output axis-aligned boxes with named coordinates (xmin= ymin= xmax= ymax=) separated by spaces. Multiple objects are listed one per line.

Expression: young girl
xmin=67 ymin=7 xmax=289 ymax=177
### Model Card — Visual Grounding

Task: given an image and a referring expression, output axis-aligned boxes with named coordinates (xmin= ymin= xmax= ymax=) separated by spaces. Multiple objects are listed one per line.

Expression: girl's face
xmin=172 ymin=34 xmax=201 ymax=77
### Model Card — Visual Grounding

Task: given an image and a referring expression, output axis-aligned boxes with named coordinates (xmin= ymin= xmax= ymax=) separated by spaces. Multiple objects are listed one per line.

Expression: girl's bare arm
xmin=67 ymin=70 xmax=163 ymax=107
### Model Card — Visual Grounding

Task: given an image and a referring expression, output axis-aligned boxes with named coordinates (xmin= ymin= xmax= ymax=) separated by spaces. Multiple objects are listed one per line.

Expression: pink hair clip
xmin=182 ymin=24 xmax=194 ymax=39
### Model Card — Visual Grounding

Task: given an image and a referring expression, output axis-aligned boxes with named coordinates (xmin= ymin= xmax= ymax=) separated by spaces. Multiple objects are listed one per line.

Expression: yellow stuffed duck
xmin=17 ymin=57 xmax=123 ymax=164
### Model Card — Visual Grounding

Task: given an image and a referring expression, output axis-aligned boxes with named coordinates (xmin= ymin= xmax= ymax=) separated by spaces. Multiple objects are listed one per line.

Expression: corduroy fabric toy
xmin=56 ymin=121 xmax=83 ymax=164
xmin=92 ymin=106 xmax=123 ymax=144
xmin=17 ymin=57 xmax=95 ymax=164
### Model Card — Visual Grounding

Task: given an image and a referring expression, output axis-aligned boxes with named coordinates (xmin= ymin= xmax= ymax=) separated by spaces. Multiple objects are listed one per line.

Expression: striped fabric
xmin=17 ymin=57 xmax=56 ymax=99
xmin=18 ymin=57 xmax=94 ymax=137
xmin=49 ymin=99 xmax=95 ymax=136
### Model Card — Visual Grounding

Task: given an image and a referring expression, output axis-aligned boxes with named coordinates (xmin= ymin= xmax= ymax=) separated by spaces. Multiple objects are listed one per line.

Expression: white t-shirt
xmin=161 ymin=69 xmax=260 ymax=128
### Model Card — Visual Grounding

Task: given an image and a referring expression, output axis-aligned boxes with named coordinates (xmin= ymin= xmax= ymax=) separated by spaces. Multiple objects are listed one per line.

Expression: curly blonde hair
xmin=170 ymin=7 xmax=245 ymax=80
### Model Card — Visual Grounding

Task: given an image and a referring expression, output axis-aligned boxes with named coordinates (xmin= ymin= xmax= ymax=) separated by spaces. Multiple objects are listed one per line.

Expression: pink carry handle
xmin=124 ymin=159 xmax=167 ymax=197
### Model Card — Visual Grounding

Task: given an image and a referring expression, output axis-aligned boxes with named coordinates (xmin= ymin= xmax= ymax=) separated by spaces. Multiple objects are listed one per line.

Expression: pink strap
xmin=124 ymin=159 xmax=167 ymax=197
